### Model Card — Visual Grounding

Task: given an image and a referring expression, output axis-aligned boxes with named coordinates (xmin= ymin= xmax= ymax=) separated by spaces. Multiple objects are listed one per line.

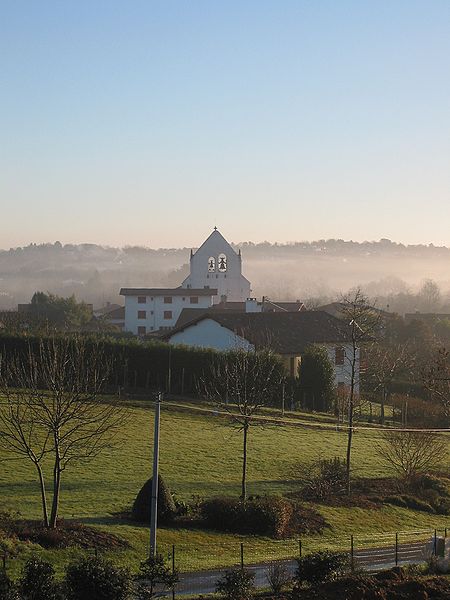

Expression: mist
xmin=1 ymin=239 xmax=450 ymax=315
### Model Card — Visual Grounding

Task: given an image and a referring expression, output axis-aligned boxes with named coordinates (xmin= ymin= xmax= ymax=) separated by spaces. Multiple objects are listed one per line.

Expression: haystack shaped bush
xmin=132 ymin=476 xmax=176 ymax=524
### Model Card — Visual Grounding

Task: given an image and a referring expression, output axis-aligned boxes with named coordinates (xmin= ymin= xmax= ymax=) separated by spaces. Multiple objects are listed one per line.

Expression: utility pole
xmin=150 ymin=391 xmax=162 ymax=557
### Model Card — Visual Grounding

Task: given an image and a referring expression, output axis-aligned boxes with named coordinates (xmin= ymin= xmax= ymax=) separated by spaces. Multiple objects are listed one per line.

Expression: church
xmin=120 ymin=228 xmax=251 ymax=335
xmin=182 ymin=227 xmax=251 ymax=304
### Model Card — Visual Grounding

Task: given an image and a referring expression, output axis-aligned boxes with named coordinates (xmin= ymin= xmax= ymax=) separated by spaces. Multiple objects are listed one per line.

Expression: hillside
xmin=2 ymin=399 xmax=449 ymax=575
xmin=1 ymin=239 xmax=450 ymax=310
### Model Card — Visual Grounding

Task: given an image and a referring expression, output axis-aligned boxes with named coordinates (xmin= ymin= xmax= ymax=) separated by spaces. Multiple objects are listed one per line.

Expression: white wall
xmin=182 ymin=230 xmax=251 ymax=303
xmin=324 ymin=343 xmax=360 ymax=393
xmin=124 ymin=293 xmax=212 ymax=335
xmin=168 ymin=319 xmax=254 ymax=351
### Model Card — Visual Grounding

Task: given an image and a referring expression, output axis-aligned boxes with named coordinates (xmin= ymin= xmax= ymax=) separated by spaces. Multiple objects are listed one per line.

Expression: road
xmin=169 ymin=539 xmax=430 ymax=596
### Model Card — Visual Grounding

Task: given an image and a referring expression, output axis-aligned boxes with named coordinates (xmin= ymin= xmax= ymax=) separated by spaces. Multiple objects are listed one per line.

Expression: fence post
xmin=445 ymin=528 xmax=447 ymax=539
xmin=350 ymin=535 xmax=354 ymax=572
xmin=172 ymin=544 xmax=176 ymax=600
xmin=298 ymin=539 xmax=302 ymax=559
xmin=395 ymin=532 xmax=398 ymax=566
xmin=2 ymin=553 xmax=6 ymax=571
xmin=240 ymin=543 xmax=244 ymax=570
xmin=433 ymin=530 xmax=437 ymax=556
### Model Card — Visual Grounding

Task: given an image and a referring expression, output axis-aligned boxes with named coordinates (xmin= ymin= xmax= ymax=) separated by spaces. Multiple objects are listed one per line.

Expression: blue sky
xmin=1 ymin=1 xmax=449 ymax=248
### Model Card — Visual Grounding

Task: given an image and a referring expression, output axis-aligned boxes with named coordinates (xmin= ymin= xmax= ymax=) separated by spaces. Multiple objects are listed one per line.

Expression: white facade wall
xmin=124 ymin=293 xmax=212 ymax=335
xmin=182 ymin=230 xmax=251 ymax=303
xmin=324 ymin=343 xmax=360 ymax=393
xmin=168 ymin=319 xmax=254 ymax=351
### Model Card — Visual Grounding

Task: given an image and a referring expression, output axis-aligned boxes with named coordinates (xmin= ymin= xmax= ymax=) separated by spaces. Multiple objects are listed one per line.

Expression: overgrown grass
xmin=1 ymin=400 xmax=449 ymax=577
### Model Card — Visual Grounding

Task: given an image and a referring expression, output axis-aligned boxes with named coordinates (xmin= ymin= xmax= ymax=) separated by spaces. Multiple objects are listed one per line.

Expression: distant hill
xmin=0 ymin=239 xmax=449 ymax=310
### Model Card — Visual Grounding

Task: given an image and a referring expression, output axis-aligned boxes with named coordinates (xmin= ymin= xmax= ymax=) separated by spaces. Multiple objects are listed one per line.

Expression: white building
xmin=120 ymin=288 xmax=216 ymax=335
xmin=164 ymin=311 xmax=359 ymax=389
xmin=182 ymin=228 xmax=251 ymax=303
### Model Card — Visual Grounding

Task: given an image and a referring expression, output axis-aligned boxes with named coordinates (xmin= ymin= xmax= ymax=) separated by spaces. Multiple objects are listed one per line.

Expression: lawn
xmin=1 ymin=399 xmax=449 ymax=576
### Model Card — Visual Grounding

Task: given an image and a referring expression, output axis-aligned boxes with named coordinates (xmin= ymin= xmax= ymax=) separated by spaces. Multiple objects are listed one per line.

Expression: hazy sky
xmin=1 ymin=1 xmax=449 ymax=249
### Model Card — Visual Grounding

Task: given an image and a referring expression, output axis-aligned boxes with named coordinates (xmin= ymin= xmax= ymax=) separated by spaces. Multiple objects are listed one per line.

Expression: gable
xmin=168 ymin=318 xmax=253 ymax=352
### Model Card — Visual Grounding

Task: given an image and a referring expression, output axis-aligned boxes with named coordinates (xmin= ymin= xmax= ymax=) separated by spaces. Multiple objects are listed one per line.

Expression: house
xmin=163 ymin=310 xmax=359 ymax=388
xmin=174 ymin=297 xmax=306 ymax=328
xmin=120 ymin=287 xmax=217 ymax=335
xmin=182 ymin=227 xmax=251 ymax=303
xmin=99 ymin=305 xmax=125 ymax=331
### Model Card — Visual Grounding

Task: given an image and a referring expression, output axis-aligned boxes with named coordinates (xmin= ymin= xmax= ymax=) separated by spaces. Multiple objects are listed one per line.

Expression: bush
xmin=0 ymin=570 xmax=15 ymax=600
xmin=216 ymin=568 xmax=255 ymax=600
xmin=18 ymin=557 xmax=61 ymax=600
xmin=266 ymin=563 xmax=291 ymax=593
xmin=300 ymin=457 xmax=347 ymax=501
xmin=385 ymin=495 xmax=408 ymax=508
xmin=295 ymin=551 xmax=349 ymax=586
xmin=135 ymin=554 xmax=178 ymax=599
xmin=132 ymin=476 xmax=176 ymax=525
xmin=65 ymin=556 xmax=131 ymax=600
xmin=201 ymin=496 xmax=294 ymax=538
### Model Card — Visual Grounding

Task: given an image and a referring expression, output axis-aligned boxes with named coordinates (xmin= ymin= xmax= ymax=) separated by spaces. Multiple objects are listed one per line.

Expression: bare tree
xmin=200 ymin=349 xmax=283 ymax=501
xmin=339 ymin=289 xmax=381 ymax=494
xmin=377 ymin=430 xmax=447 ymax=481
xmin=364 ymin=342 xmax=414 ymax=424
xmin=422 ymin=347 xmax=450 ymax=421
xmin=0 ymin=337 xmax=126 ymax=528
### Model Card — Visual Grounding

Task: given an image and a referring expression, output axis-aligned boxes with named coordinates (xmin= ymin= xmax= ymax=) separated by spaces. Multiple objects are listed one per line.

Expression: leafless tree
xmin=377 ymin=430 xmax=447 ymax=481
xmin=200 ymin=349 xmax=284 ymax=501
xmin=339 ymin=288 xmax=381 ymax=494
xmin=364 ymin=342 xmax=415 ymax=424
xmin=0 ymin=337 xmax=126 ymax=528
xmin=422 ymin=347 xmax=450 ymax=421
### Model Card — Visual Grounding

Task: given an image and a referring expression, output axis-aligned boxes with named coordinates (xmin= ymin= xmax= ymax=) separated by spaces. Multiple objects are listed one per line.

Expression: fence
xmin=1 ymin=527 xmax=448 ymax=596
xmin=156 ymin=527 xmax=448 ymax=596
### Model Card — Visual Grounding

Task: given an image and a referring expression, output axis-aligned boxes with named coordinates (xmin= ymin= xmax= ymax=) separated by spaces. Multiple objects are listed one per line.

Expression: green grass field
xmin=1 ymin=399 xmax=449 ymax=576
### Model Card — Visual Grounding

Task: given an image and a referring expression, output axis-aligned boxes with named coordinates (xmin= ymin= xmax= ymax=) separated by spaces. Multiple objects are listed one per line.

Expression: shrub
xmin=300 ymin=457 xmax=347 ymax=501
xmin=65 ymin=556 xmax=131 ymax=600
xmin=215 ymin=568 xmax=255 ymax=600
xmin=201 ymin=496 xmax=294 ymax=538
xmin=384 ymin=495 xmax=408 ymax=508
xmin=266 ymin=563 xmax=291 ymax=593
xmin=18 ymin=557 xmax=61 ymax=600
xmin=135 ymin=554 xmax=178 ymax=599
xmin=0 ymin=569 xmax=16 ymax=600
xmin=132 ymin=476 xmax=176 ymax=525
xmin=295 ymin=551 xmax=349 ymax=586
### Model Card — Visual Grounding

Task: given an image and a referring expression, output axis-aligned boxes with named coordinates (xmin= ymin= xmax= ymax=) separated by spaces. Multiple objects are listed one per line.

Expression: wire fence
xmin=154 ymin=527 xmax=448 ymax=596
xmin=1 ymin=527 xmax=448 ymax=596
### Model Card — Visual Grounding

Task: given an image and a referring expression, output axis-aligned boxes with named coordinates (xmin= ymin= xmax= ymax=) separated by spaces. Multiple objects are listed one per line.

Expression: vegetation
xmin=377 ymin=430 xmax=448 ymax=481
xmin=1 ymin=401 xmax=450 ymax=576
xmin=64 ymin=556 xmax=130 ymax=600
xmin=200 ymin=349 xmax=284 ymax=500
xmin=200 ymin=496 xmax=313 ymax=538
xmin=295 ymin=551 xmax=350 ymax=587
xmin=0 ymin=337 xmax=125 ymax=529
xmin=297 ymin=345 xmax=335 ymax=412
xmin=135 ymin=554 xmax=177 ymax=599
xmin=131 ymin=476 xmax=176 ymax=525
xmin=215 ymin=568 xmax=255 ymax=600
xmin=29 ymin=292 xmax=92 ymax=329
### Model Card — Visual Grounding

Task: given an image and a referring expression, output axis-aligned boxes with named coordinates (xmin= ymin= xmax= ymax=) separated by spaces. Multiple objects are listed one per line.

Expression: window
xmin=335 ymin=347 xmax=345 ymax=365
xmin=164 ymin=311 xmax=172 ymax=320
xmin=190 ymin=296 xmax=199 ymax=304
xmin=138 ymin=310 xmax=146 ymax=319
xmin=137 ymin=326 xmax=146 ymax=335
xmin=138 ymin=296 xmax=146 ymax=304
xmin=164 ymin=296 xmax=172 ymax=304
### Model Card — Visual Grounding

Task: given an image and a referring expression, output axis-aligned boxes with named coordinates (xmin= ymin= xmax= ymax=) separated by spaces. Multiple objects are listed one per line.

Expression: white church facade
xmin=120 ymin=228 xmax=251 ymax=334
xmin=182 ymin=228 xmax=251 ymax=304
